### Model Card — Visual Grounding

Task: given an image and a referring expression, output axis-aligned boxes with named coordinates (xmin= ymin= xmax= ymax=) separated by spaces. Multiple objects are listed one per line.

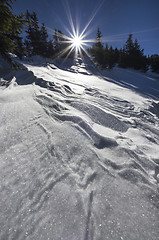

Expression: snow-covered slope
xmin=0 ymin=56 xmax=159 ymax=240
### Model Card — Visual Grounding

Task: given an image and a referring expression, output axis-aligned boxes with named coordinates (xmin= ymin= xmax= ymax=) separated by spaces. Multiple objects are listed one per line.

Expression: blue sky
xmin=13 ymin=0 xmax=159 ymax=56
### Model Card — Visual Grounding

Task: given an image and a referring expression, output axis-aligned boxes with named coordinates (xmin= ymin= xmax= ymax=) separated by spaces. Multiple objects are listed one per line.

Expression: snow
xmin=0 ymin=55 xmax=159 ymax=240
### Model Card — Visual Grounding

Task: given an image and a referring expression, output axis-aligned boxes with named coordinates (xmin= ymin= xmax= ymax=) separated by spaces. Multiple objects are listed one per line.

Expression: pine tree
xmin=0 ymin=0 xmax=26 ymax=63
xmin=133 ymin=39 xmax=145 ymax=70
xmin=25 ymin=11 xmax=33 ymax=56
xmin=93 ymin=27 xmax=105 ymax=67
xmin=39 ymin=23 xmax=48 ymax=57
xmin=123 ymin=34 xmax=148 ymax=71
xmin=151 ymin=55 xmax=159 ymax=73
xmin=104 ymin=43 xmax=109 ymax=67
xmin=114 ymin=48 xmax=119 ymax=63
xmin=14 ymin=35 xmax=25 ymax=59
xmin=25 ymin=11 xmax=42 ymax=56
xmin=30 ymin=12 xmax=41 ymax=55
xmin=47 ymin=40 xmax=54 ymax=58
xmin=53 ymin=29 xmax=68 ymax=58
xmin=119 ymin=47 xmax=127 ymax=68
xmin=95 ymin=27 xmax=103 ymax=49
xmin=53 ymin=29 xmax=59 ymax=53
xmin=108 ymin=46 xmax=115 ymax=69
xmin=125 ymin=34 xmax=134 ymax=56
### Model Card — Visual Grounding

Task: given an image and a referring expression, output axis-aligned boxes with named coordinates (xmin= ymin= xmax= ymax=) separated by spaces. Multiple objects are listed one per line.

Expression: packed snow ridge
xmin=0 ymin=55 xmax=159 ymax=240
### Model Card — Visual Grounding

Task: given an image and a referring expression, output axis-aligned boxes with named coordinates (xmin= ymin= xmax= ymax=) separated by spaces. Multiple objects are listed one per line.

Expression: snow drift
xmin=0 ymin=55 xmax=159 ymax=240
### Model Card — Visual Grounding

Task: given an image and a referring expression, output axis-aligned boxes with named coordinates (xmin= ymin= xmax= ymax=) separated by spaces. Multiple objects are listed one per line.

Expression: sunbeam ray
xmin=54 ymin=44 xmax=73 ymax=59
xmin=63 ymin=45 xmax=75 ymax=61
xmin=79 ymin=0 xmax=105 ymax=38
xmin=50 ymin=0 xmax=105 ymax=60
xmin=64 ymin=1 xmax=76 ymax=37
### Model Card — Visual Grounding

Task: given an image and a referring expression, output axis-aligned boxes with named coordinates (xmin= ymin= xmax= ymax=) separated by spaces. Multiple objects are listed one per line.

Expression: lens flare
xmin=71 ymin=36 xmax=82 ymax=48
xmin=54 ymin=30 xmax=89 ymax=59
xmin=51 ymin=0 xmax=105 ymax=61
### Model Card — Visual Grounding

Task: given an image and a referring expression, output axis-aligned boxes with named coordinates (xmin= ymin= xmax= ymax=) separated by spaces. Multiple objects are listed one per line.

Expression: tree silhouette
xmin=25 ymin=11 xmax=51 ymax=57
xmin=119 ymin=34 xmax=148 ymax=71
xmin=0 ymin=0 xmax=26 ymax=63
xmin=39 ymin=23 xmax=48 ymax=57
xmin=92 ymin=27 xmax=105 ymax=67
xmin=151 ymin=55 xmax=159 ymax=73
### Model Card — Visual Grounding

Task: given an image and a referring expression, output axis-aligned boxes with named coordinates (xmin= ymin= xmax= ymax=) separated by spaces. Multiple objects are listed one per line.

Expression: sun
xmin=50 ymin=0 xmax=105 ymax=60
xmin=71 ymin=36 xmax=82 ymax=49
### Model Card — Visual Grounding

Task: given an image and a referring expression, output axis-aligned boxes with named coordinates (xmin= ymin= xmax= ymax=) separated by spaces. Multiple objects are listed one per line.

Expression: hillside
xmin=0 ymin=56 xmax=159 ymax=240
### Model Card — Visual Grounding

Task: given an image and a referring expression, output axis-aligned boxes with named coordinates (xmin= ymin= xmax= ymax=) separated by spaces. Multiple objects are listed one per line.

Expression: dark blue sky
xmin=13 ymin=0 xmax=159 ymax=56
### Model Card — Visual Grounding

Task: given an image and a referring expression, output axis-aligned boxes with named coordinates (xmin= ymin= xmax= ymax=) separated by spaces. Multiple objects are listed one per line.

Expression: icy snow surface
xmin=0 ymin=56 xmax=159 ymax=240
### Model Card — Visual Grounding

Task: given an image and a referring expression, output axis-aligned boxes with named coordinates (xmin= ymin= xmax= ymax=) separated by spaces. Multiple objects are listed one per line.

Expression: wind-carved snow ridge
xmin=0 ymin=55 xmax=159 ymax=240
xmin=35 ymin=93 xmax=119 ymax=150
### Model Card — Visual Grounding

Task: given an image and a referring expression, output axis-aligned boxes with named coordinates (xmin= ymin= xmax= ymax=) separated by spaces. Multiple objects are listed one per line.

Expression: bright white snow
xmin=0 ymin=55 xmax=159 ymax=240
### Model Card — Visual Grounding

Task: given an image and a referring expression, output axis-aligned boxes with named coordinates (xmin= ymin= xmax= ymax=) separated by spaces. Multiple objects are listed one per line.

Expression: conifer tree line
xmin=0 ymin=0 xmax=72 ymax=63
xmin=25 ymin=11 xmax=71 ymax=58
xmin=88 ymin=27 xmax=159 ymax=73
xmin=0 ymin=0 xmax=159 ymax=73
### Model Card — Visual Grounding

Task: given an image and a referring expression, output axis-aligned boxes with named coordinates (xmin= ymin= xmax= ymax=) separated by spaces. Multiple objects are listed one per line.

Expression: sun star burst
xmin=53 ymin=1 xmax=105 ymax=60
xmin=71 ymin=35 xmax=82 ymax=49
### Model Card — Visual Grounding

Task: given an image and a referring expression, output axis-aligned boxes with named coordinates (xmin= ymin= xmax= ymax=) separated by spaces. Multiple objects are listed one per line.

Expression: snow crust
xmin=0 ymin=55 xmax=159 ymax=240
